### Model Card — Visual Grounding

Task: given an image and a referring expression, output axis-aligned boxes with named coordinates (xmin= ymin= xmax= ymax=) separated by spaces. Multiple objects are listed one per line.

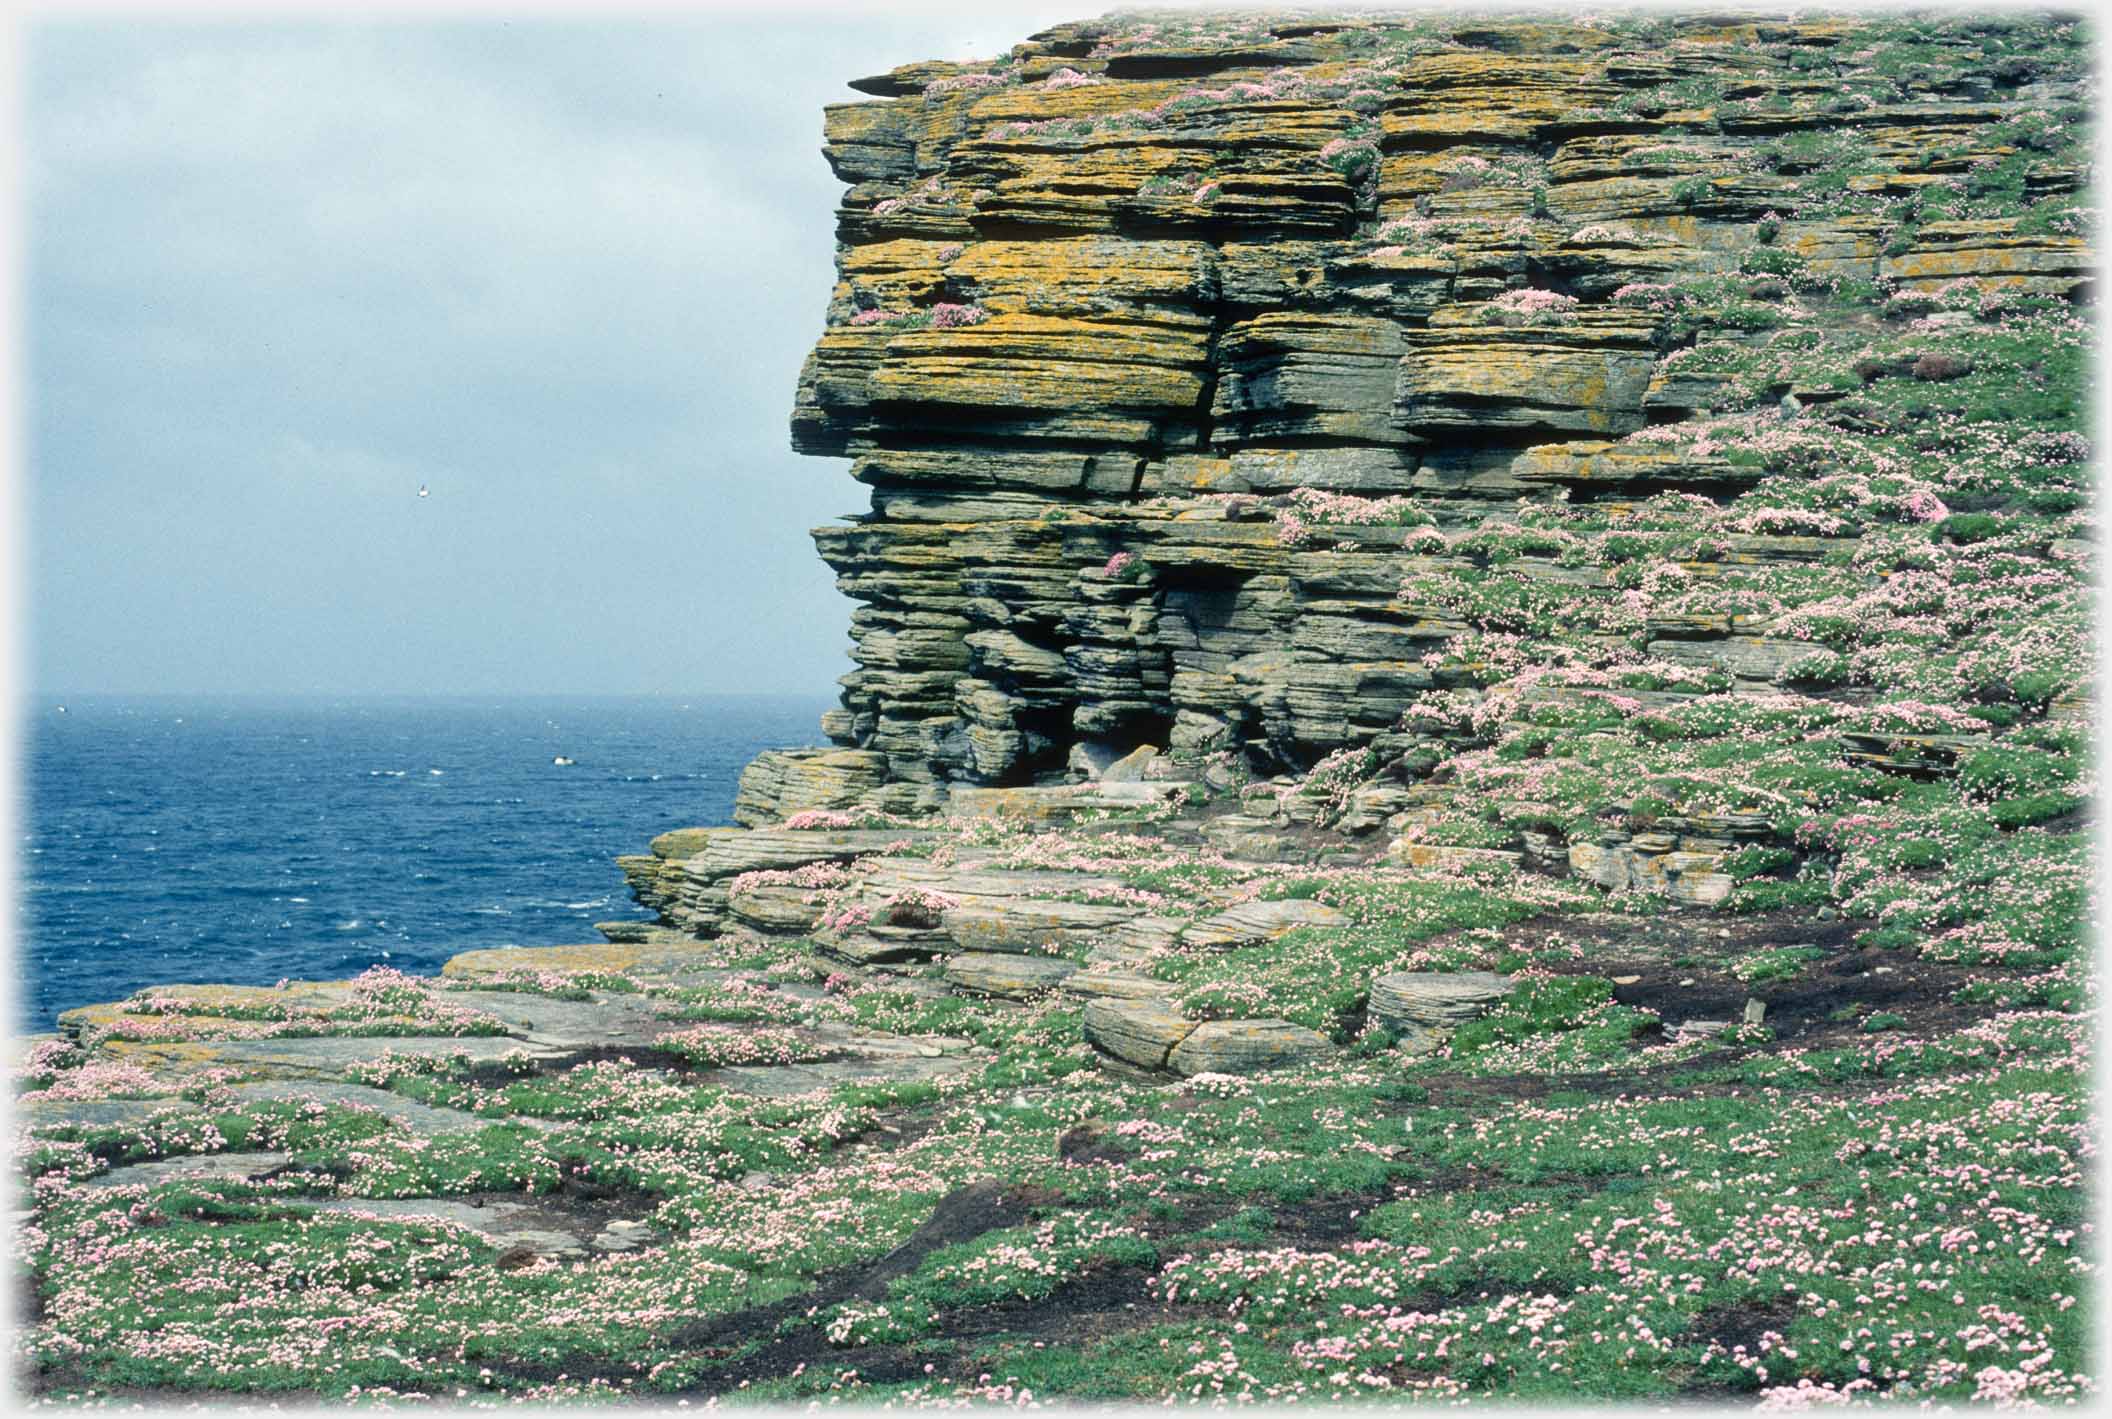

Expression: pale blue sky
xmin=24 ymin=6 xmax=1081 ymax=694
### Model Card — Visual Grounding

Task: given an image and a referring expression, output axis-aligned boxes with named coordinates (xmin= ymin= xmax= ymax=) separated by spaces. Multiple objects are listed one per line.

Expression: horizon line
xmin=22 ymin=688 xmax=841 ymax=701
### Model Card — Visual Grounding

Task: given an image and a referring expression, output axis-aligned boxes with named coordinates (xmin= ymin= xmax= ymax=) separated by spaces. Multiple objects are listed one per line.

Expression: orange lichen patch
xmin=945 ymin=236 xmax=1213 ymax=313
xmin=836 ymin=238 xmax=965 ymax=306
xmin=95 ymin=1038 xmax=265 ymax=1072
xmin=1549 ymin=133 xmax=1741 ymax=184
xmin=964 ymin=76 xmax=1195 ymax=126
xmin=1880 ymin=218 xmax=2091 ymax=292
xmin=1152 ymin=455 xmax=1241 ymax=493
xmin=862 ymin=312 xmax=1211 ymax=414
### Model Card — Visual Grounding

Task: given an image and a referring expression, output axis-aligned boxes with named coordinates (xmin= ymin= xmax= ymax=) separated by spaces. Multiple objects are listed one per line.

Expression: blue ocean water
xmin=18 ymin=694 xmax=833 ymax=1031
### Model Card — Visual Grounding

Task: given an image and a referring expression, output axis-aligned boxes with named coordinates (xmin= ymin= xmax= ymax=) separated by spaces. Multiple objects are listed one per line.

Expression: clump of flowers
xmin=1482 ymin=288 xmax=1581 ymax=327
xmin=930 ymin=302 xmax=987 ymax=328
xmin=654 ymin=1022 xmax=827 ymax=1068
xmin=783 ymin=808 xmax=858 ymax=829
xmin=1611 ymin=281 xmax=1688 ymax=312
xmin=870 ymin=176 xmax=955 ymax=218
xmin=844 ymin=303 xmax=985 ymax=331
xmin=1436 ymin=153 xmax=1491 ymax=188
xmin=18 ymin=1038 xmax=80 ymax=1089
xmin=873 ymin=887 xmax=961 ymax=929
xmin=1302 ymin=745 xmax=1383 ymax=821
xmin=1101 ymin=550 xmax=1139 ymax=579
xmin=729 ymin=861 xmax=857 ymax=897
xmin=1042 ymin=67 xmax=1103 ymax=89
xmin=1179 ymin=1071 xmax=1253 ymax=1099
xmin=18 ymin=1059 xmax=165 ymax=1102
xmin=924 ymin=71 xmax=1012 ymax=96
xmin=1434 ymin=151 xmax=1550 ymax=194
xmin=1365 ymin=213 xmax=1453 ymax=259
xmin=1318 ymin=136 xmax=1379 ymax=182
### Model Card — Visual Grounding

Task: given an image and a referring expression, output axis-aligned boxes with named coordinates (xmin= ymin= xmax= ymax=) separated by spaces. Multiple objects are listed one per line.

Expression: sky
xmin=20 ymin=3 xmax=1083 ymax=695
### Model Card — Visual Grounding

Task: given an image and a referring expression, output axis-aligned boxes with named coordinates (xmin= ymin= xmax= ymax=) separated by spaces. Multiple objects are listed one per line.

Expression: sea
xmin=16 ymin=694 xmax=834 ymax=1033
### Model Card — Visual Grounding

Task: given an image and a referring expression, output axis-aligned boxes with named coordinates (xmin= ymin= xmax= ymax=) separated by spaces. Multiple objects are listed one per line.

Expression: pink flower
xmin=924 ymin=71 xmax=1009 ymax=95
xmin=930 ymin=302 xmax=987 ymax=329
xmin=1485 ymin=288 xmax=1580 ymax=325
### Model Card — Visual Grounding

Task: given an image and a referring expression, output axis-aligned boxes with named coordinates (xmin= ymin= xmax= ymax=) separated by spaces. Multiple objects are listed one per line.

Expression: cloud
xmin=24 ymin=11 xmax=1077 ymax=694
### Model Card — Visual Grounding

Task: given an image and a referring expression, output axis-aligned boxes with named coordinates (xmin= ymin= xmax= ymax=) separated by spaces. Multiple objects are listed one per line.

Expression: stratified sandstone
xmin=615 ymin=9 xmax=2093 ymax=1074
xmin=781 ymin=12 xmax=2086 ymax=795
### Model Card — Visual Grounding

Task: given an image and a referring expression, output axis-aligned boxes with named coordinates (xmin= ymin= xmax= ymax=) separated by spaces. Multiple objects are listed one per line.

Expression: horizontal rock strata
xmin=606 ymin=11 xmax=2093 ymax=1076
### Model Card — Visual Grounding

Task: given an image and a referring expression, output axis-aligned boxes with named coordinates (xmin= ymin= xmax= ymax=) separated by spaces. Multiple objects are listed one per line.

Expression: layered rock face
xmin=621 ymin=10 xmax=2088 ymax=992
xmin=785 ymin=9 xmax=2088 ymax=805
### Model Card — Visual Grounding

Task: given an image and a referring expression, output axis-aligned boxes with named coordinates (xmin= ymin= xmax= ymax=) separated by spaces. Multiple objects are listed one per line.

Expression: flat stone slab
xmin=1569 ymin=841 xmax=1731 ymax=906
xmin=1368 ymin=971 xmax=1516 ymax=1029
xmin=299 ymin=1197 xmax=606 ymax=1258
xmin=63 ymin=979 xmax=367 ymax=1023
xmin=1199 ymin=816 xmax=1294 ymax=862
xmin=943 ymin=900 xmax=1140 ymax=954
xmin=443 ymin=940 xmax=726 ymax=987
xmin=682 ymin=828 xmax=934 ymax=884
xmin=20 ymin=1097 xmax=190 ymax=1131
xmin=1062 ymin=969 xmax=1178 ymax=1001
xmin=1098 ymin=916 xmax=1189 ymax=959
xmin=436 ymin=991 xmax=673 ymax=1051
xmin=1168 ymin=1019 xmax=1334 ymax=1076
xmin=590 ymin=920 xmax=668 ymax=945
xmin=1083 ymin=999 xmax=1197 ymax=1071
xmin=807 ymin=1023 xmax=971 ymax=1057
xmin=229 ymin=1081 xmax=496 ymax=1137
xmin=709 ymin=1051 xmax=973 ymax=1098
xmin=1390 ymin=842 xmax=1526 ymax=873
xmin=22 ymin=1078 xmax=517 ymax=1139
xmin=862 ymin=864 xmax=1135 ymax=901
xmin=83 ymin=1152 xmax=294 ymax=1191
xmin=112 ymin=1034 xmax=568 ymax=1082
xmin=947 ymin=782 xmax=1191 ymax=822
xmin=1179 ymin=898 xmax=1344 ymax=950
xmin=944 ymin=952 xmax=1080 ymax=999
xmin=726 ymin=881 xmax=830 ymax=932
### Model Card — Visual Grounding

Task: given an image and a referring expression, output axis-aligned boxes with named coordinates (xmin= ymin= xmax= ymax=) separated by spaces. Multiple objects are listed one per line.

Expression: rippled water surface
xmin=19 ymin=694 xmax=831 ymax=1030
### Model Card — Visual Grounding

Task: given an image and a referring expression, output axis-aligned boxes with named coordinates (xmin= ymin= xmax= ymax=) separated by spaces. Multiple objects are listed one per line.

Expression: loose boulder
xmin=1368 ymin=971 xmax=1516 ymax=1029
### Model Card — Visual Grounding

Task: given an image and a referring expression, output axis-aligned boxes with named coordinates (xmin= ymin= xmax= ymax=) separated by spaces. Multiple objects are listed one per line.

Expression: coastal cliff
xmin=624 ymin=8 xmax=2090 ymax=958
xmin=787 ymin=11 xmax=2085 ymax=798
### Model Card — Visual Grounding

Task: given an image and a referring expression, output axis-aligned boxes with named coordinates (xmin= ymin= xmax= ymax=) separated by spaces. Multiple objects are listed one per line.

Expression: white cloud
xmin=24 ymin=9 xmax=1082 ymax=693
